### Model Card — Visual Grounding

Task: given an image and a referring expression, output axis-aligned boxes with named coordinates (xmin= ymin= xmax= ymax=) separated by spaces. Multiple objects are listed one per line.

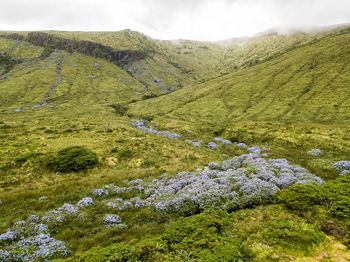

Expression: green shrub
xmin=110 ymin=147 xmax=119 ymax=153
xmin=259 ymin=219 xmax=326 ymax=254
xmin=322 ymin=174 xmax=350 ymax=218
xmin=213 ymin=127 xmax=225 ymax=136
xmin=278 ymin=174 xmax=350 ymax=218
xmin=110 ymin=104 xmax=127 ymax=116
xmin=142 ymin=159 xmax=155 ymax=168
xmin=277 ymin=184 xmax=323 ymax=211
xmin=162 ymin=210 xmax=243 ymax=260
xmin=118 ymin=149 xmax=133 ymax=159
xmin=48 ymin=146 xmax=98 ymax=173
xmin=69 ymin=210 xmax=244 ymax=261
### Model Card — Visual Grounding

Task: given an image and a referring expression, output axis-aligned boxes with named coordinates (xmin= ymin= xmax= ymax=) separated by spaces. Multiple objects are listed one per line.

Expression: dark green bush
xmin=322 ymin=174 xmax=350 ymax=218
xmin=277 ymin=184 xmax=323 ymax=211
xmin=278 ymin=174 xmax=350 ymax=218
xmin=110 ymin=147 xmax=119 ymax=153
xmin=118 ymin=149 xmax=133 ymax=159
xmin=260 ymin=219 xmax=326 ymax=253
xmin=142 ymin=159 xmax=155 ymax=168
xmin=213 ymin=127 xmax=225 ymax=136
xmin=110 ymin=104 xmax=127 ymax=116
xmin=49 ymin=146 xmax=98 ymax=173
xmin=69 ymin=210 xmax=243 ymax=261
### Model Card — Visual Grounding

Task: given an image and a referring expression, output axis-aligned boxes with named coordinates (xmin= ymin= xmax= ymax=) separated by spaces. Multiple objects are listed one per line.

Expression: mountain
xmin=0 ymin=25 xmax=350 ymax=261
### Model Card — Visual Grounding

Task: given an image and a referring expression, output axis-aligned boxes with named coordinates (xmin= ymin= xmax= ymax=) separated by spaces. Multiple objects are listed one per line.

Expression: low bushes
xmin=48 ymin=146 xmax=98 ymax=173
xmin=277 ymin=174 xmax=350 ymax=218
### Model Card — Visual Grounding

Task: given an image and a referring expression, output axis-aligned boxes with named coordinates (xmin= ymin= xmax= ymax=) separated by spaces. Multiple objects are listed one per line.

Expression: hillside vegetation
xmin=0 ymin=26 xmax=349 ymax=261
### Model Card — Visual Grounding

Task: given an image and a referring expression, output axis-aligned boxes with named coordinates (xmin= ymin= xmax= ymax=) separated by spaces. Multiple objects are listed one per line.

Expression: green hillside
xmin=1 ymin=30 xmax=225 ymax=95
xmin=0 ymin=26 xmax=350 ymax=261
xmin=128 ymin=28 xmax=350 ymax=124
xmin=216 ymin=25 xmax=350 ymax=73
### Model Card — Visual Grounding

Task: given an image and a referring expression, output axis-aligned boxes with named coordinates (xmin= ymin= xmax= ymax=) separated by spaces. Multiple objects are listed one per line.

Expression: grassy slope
xmin=45 ymin=30 xmax=226 ymax=93
xmin=0 ymin=38 xmax=146 ymax=111
xmin=128 ymin=29 xmax=350 ymax=124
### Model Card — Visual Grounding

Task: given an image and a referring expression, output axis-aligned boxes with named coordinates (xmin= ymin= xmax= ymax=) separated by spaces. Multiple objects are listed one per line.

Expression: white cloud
xmin=0 ymin=0 xmax=349 ymax=40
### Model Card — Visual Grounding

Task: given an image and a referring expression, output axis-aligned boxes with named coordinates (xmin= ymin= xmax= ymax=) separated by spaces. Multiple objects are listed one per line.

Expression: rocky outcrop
xmin=1 ymin=32 xmax=148 ymax=66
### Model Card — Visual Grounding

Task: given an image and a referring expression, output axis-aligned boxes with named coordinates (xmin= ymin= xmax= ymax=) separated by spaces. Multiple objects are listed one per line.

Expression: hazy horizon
xmin=1 ymin=0 xmax=350 ymax=41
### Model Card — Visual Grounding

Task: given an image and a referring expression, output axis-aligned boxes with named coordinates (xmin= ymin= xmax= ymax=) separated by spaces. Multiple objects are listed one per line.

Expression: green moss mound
xmin=49 ymin=146 xmax=98 ymax=173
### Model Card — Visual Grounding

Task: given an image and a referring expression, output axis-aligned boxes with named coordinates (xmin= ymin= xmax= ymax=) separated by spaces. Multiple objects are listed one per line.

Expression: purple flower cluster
xmin=103 ymin=214 xmax=125 ymax=228
xmin=77 ymin=197 xmax=95 ymax=207
xmin=0 ymin=217 xmax=69 ymax=261
xmin=128 ymin=179 xmax=143 ymax=186
xmin=136 ymin=154 xmax=323 ymax=214
xmin=39 ymin=196 xmax=48 ymax=201
xmin=130 ymin=120 xmax=181 ymax=139
xmin=307 ymin=148 xmax=323 ymax=157
xmin=93 ymin=188 xmax=109 ymax=197
xmin=248 ymin=146 xmax=261 ymax=154
xmin=0 ymin=233 xmax=69 ymax=261
xmin=333 ymin=160 xmax=350 ymax=176
xmin=41 ymin=203 xmax=81 ymax=226
xmin=105 ymin=198 xmax=134 ymax=211
xmin=207 ymin=142 xmax=218 ymax=149
xmin=185 ymin=140 xmax=202 ymax=147
xmin=333 ymin=161 xmax=350 ymax=170
xmin=213 ymin=137 xmax=232 ymax=145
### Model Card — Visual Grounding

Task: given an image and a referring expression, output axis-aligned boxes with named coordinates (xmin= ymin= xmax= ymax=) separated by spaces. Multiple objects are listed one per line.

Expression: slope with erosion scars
xmin=0 ymin=40 xmax=149 ymax=113
xmin=128 ymin=30 xmax=350 ymax=124
xmin=2 ymin=31 xmax=225 ymax=95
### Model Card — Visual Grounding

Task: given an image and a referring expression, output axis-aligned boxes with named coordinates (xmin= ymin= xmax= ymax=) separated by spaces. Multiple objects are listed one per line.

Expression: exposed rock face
xmin=1 ymin=32 xmax=147 ymax=66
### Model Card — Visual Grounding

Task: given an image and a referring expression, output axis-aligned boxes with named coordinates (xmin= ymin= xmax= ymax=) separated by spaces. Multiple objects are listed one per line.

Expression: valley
xmin=0 ymin=25 xmax=349 ymax=261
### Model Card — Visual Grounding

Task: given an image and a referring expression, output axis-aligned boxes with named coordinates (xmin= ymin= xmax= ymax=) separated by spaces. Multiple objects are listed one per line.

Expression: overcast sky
xmin=0 ymin=0 xmax=349 ymax=41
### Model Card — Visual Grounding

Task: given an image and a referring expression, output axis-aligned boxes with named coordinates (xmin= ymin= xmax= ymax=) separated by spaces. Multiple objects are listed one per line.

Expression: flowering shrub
xmin=0 ymin=219 xmax=69 ymax=261
xmin=58 ymin=203 xmax=79 ymax=215
xmin=307 ymin=148 xmax=323 ymax=157
xmin=237 ymin=143 xmax=247 ymax=148
xmin=185 ymin=140 xmax=202 ymax=147
xmin=28 ymin=215 xmax=40 ymax=222
xmin=0 ymin=233 xmax=70 ymax=261
xmin=128 ymin=179 xmax=143 ymax=186
xmin=130 ymin=120 xmax=181 ymax=139
xmin=136 ymin=154 xmax=323 ymax=214
xmin=39 ymin=196 xmax=48 ymax=201
xmin=207 ymin=142 xmax=218 ymax=149
xmin=0 ymin=149 xmax=326 ymax=260
xmin=213 ymin=137 xmax=232 ymax=145
xmin=77 ymin=197 xmax=95 ymax=207
xmin=339 ymin=170 xmax=350 ymax=176
xmin=248 ymin=146 xmax=261 ymax=154
xmin=333 ymin=161 xmax=350 ymax=171
xmin=103 ymin=214 xmax=123 ymax=227
xmin=93 ymin=188 xmax=109 ymax=197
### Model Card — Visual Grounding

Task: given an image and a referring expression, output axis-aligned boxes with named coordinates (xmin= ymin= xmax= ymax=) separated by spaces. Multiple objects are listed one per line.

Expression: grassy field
xmin=0 ymin=27 xmax=349 ymax=261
